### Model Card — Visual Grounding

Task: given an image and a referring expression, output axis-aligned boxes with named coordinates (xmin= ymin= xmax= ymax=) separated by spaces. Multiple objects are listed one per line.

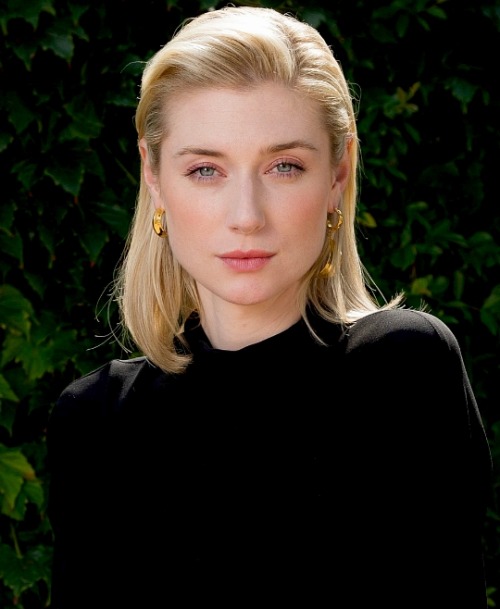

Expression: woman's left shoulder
xmin=345 ymin=307 xmax=461 ymax=354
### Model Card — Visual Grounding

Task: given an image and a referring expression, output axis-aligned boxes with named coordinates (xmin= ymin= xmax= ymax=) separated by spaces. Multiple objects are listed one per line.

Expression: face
xmin=141 ymin=82 xmax=348 ymax=318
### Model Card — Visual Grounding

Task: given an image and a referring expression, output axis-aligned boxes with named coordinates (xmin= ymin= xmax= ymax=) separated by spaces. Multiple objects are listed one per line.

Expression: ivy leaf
xmin=45 ymin=158 xmax=85 ymax=196
xmin=2 ymin=0 xmax=56 ymax=29
xmin=40 ymin=21 xmax=74 ymax=60
xmin=8 ymin=479 xmax=44 ymax=520
xmin=0 ymin=200 xmax=15 ymax=231
xmin=0 ymin=444 xmax=36 ymax=517
xmin=445 ymin=77 xmax=478 ymax=108
xmin=390 ymin=244 xmax=416 ymax=270
xmin=0 ymin=374 xmax=19 ymax=403
xmin=80 ymin=223 xmax=110 ymax=265
xmin=11 ymin=159 xmax=38 ymax=191
xmin=0 ymin=400 xmax=17 ymax=437
xmin=426 ymin=6 xmax=447 ymax=20
xmin=410 ymin=276 xmax=432 ymax=297
xmin=0 ymin=232 xmax=24 ymax=266
xmin=2 ymin=310 xmax=78 ymax=379
xmin=95 ymin=202 xmax=133 ymax=239
xmin=5 ymin=91 xmax=36 ymax=133
xmin=62 ymin=94 xmax=104 ymax=142
xmin=2 ymin=327 xmax=76 ymax=381
xmin=0 ymin=543 xmax=52 ymax=597
xmin=480 ymin=285 xmax=500 ymax=335
xmin=0 ymin=284 xmax=33 ymax=336
xmin=9 ymin=37 xmax=37 ymax=70
xmin=0 ymin=130 xmax=13 ymax=152
xmin=357 ymin=211 xmax=377 ymax=229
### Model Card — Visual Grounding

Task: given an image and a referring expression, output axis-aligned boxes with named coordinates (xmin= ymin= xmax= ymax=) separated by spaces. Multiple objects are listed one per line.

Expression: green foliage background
xmin=1 ymin=0 xmax=499 ymax=606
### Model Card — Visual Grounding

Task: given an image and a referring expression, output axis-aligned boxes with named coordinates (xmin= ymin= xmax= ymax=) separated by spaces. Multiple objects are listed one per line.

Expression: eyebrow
xmin=175 ymin=140 xmax=319 ymax=158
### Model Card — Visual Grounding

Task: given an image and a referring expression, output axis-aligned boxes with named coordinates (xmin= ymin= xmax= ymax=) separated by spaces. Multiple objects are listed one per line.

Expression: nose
xmin=226 ymin=177 xmax=266 ymax=234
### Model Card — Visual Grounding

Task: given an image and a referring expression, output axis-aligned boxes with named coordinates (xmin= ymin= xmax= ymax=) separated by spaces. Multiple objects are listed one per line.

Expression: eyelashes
xmin=184 ymin=159 xmax=305 ymax=182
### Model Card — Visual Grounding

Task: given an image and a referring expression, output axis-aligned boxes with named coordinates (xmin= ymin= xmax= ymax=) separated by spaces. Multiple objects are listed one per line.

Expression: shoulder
xmin=344 ymin=308 xmax=461 ymax=354
xmin=51 ymin=356 xmax=156 ymax=420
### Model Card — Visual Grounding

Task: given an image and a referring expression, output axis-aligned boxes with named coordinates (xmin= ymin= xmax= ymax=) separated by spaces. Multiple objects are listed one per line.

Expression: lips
xmin=219 ymin=250 xmax=274 ymax=272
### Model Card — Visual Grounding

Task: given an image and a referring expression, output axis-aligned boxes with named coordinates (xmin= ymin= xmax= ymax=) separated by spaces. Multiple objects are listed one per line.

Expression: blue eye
xmin=199 ymin=166 xmax=216 ymax=177
xmin=276 ymin=162 xmax=293 ymax=172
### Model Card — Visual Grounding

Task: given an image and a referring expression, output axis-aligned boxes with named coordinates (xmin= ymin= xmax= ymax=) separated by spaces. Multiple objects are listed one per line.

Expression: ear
xmin=328 ymin=142 xmax=352 ymax=213
xmin=139 ymin=138 xmax=161 ymax=203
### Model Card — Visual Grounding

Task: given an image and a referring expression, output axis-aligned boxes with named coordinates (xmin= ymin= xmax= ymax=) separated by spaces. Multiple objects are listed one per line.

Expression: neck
xmin=199 ymin=301 xmax=302 ymax=351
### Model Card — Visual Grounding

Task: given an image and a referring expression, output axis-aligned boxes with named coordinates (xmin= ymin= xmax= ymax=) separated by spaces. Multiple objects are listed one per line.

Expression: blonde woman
xmin=47 ymin=6 xmax=491 ymax=608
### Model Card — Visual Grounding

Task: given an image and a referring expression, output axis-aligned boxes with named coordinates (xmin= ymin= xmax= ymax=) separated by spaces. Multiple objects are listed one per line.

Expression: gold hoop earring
xmin=320 ymin=208 xmax=343 ymax=278
xmin=152 ymin=208 xmax=167 ymax=238
xmin=330 ymin=207 xmax=343 ymax=232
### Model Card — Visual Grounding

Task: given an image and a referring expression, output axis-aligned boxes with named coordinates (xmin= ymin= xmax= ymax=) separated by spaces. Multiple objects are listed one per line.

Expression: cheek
xmin=165 ymin=197 xmax=216 ymax=262
xmin=289 ymin=198 xmax=329 ymax=262
xmin=288 ymin=197 xmax=328 ymax=242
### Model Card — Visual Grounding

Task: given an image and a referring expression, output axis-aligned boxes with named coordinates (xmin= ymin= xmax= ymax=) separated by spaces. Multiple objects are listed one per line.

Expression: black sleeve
xmin=341 ymin=309 xmax=492 ymax=607
xmin=47 ymin=359 xmax=149 ymax=609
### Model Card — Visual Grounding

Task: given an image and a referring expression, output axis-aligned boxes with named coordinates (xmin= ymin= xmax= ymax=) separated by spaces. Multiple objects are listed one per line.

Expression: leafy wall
xmin=1 ymin=0 xmax=499 ymax=606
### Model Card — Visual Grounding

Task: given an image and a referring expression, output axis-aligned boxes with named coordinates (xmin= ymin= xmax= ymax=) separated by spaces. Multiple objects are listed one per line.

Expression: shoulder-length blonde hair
xmin=114 ymin=5 xmax=402 ymax=373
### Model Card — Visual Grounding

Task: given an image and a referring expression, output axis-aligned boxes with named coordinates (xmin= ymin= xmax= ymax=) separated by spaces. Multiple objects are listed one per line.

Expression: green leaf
xmin=410 ymin=276 xmax=432 ymax=297
xmin=356 ymin=211 xmax=377 ymax=229
xmin=1 ymin=311 xmax=78 ymax=380
xmin=0 ymin=445 xmax=36 ymax=517
xmin=23 ymin=478 xmax=44 ymax=507
xmin=40 ymin=21 xmax=75 ymax=60
xmin=38 ymin=224 xmax=56 ymax=260
xmin=94 ymin=202 xmax=133 ymax=238
xmin=445 ymin=77 xmax=478 ymax=107
xmin=11 ymin=38 xmax=38 ymax=70
xmin=390 ymin=244 xmax=416 ymax=270
xmin=429 ymin=220 xmax=468 ymax=247
xmin=0 ymin=284 xmax=33 ymax=336
xmin=45 ymin=158 xmax=85 ymax=196
xmin=0 ymin=400 xmax=17 ymax=436
xmin=0 ymin=232 xmax=24 ymax=266
xmin=11 ymin=159 xmax=38 ymax=191
xmin=0 ymin=201 xmax=16 ymax=231
xmin=453 ymin=270 xmax=465 ymax=300
xmin=80 ymin=223 xmax=109 ymax=264
xmin=0 ymin=542 xmax=52 ymax=596
xmin=482 ymin=286 xmax=500 ymax=313
xmin=24 ymin=271 xmax=47 ymax=299
xmin=62 ymin=94 xmax=104 ymax=142
xmin=3 ymin=0 xmax=56 ymax=28
xmin=0 ymin=374 xmax=19 ymax=403
xmin=300 ymin=8 xmax=327 ymax=29
xmin=0 ymin=444 xmax=36 ymax=479
xmin=5 ymin=91 xmax=36 ymax=133
xmin=426 ymin=6 xmax=447 ymax=20
xmin=0 ymin=130 xmax=13 ymax=152
xmin=395 ymin=13 xmax=410 ymax=37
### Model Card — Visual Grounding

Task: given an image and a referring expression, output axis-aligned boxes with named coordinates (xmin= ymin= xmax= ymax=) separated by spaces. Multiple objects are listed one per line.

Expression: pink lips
xmin=219 ymin=250 xmax=274 ymax=272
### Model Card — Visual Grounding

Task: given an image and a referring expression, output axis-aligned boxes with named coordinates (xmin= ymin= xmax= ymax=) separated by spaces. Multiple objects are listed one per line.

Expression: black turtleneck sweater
xmin=47 ymin=308 xmax=491 ymax=608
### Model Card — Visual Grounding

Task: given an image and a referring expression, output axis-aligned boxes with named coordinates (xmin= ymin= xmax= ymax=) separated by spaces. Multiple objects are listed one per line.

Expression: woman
xmin=47 ymin=5 xmax=491 ymax=607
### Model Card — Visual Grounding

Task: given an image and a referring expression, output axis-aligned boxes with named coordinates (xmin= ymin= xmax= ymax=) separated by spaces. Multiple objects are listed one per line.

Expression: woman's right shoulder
xmin=51 ymin=356 xmax=157 ymax=419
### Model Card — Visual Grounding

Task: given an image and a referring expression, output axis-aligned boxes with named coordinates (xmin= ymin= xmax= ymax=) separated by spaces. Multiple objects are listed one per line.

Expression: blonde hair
xmin=115 ymin=5 xmax=402 ymax=373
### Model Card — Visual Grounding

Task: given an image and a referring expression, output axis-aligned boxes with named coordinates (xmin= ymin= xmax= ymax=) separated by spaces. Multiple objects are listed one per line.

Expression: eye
xmin=185 ymin=164 xmax=220 ymax=181
xmin=198 ymin=166 xmax=216 ymax=177
xmin=268 ymin=160 xmax=304 ymax=177
xmin=276 ymin=162 xmax=294 ymax=173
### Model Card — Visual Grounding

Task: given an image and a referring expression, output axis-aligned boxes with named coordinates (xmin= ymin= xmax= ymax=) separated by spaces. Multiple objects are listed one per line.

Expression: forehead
xmin=163 ymin=83 xmax=327 ymax=147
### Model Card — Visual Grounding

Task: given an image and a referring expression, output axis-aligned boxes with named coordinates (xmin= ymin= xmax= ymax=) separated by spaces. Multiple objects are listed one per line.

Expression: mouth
xmin=219 ymin=250 xmax=274 ymax=272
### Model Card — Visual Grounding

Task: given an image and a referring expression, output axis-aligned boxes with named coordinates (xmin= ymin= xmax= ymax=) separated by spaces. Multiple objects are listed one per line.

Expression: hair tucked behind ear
xmin=113 ymin=5 xmax=403 ymax=373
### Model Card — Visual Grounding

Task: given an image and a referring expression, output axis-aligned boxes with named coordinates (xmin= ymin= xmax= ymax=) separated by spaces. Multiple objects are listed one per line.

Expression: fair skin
xmin=141 ymin=82 xmax=350 ymax=350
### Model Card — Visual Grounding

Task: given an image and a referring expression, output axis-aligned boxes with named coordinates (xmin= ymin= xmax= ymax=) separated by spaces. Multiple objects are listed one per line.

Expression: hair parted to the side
xmin=114 ymin=5 xmax=403 ymax=374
